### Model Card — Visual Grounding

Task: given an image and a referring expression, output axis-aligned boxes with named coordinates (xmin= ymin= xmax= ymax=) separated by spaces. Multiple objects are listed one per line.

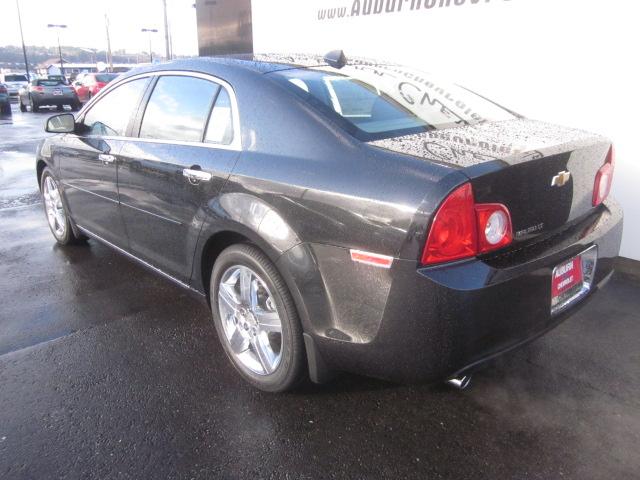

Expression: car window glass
xmin=95 ymin=74 xmax=117 ymax=83
xmin=139 ymin=76 xmax=219 ymax=142
xmin=82 ymin=78 xmax=148 ymax=137
xmin=270 ymin=65 xmax=517 ymax=141
xmin=6 ymin=75 xmax=27 ymax=82
xmin=37 ymin=80 xmax=63 ymax=87
xmin=204 ymin=88 xmax=233 ymax=145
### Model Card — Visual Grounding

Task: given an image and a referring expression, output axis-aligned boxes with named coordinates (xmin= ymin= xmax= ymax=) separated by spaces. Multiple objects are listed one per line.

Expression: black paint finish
xmin=37 ymin=56 xmax=624 ymax=383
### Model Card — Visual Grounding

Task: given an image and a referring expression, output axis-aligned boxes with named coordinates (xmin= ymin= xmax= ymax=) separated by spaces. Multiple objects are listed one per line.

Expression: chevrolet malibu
xmin=36 ymin=53 xmax=623 ymax=392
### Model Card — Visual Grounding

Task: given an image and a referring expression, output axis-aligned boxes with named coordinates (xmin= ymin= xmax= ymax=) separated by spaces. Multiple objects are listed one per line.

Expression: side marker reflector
xmin=350 ymin=249 xmax=394 ymax=269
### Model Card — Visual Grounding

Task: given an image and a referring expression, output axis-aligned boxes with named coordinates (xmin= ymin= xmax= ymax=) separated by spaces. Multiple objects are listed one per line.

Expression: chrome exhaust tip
xmin=446 ymin=375 xmax=472 ymax=390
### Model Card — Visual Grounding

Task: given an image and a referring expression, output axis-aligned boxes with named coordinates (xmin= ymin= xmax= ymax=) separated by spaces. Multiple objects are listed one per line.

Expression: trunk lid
xmin=369 ymin=119 xmax=611 ymax=242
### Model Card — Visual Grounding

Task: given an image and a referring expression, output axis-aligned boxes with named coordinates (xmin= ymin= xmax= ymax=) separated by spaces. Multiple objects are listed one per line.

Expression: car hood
xmin=368 ymin=119 xmax=608 ymax=169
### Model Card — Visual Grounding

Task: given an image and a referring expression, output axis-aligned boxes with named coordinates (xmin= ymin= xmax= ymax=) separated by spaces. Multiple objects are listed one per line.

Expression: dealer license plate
xmin=551 ymin=246 xmax=598 ymax=314
xmin=53 ymin=88 xmax=63 ymax=95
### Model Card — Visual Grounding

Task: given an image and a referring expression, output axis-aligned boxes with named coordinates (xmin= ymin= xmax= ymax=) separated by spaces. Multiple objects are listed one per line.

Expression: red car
xmin=73 ymin=73 xmax=118 ymax=103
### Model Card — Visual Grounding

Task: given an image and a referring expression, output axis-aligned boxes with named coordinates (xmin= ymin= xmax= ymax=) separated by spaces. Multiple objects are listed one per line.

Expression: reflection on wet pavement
xmin=0 ymin=103 xmax=51 ymax=209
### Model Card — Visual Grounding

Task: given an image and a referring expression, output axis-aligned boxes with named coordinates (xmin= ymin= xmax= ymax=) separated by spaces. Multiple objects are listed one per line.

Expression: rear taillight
xmin=592 ymin=145 xmax=615 ymax=206
xmin=421 ymin=183 xmax=513 ymax=265
xmin=34 ymin=86 xmax=44 ymax=92
xmin=475 ymin=203 xmax=513 ymax=253
xmin=0 ymin=85 xmax=7 ymax=94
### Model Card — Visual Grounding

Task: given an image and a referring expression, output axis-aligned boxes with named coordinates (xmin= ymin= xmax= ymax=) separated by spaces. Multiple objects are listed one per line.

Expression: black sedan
xmin=35 ymin=53 xmax=623 ymax=392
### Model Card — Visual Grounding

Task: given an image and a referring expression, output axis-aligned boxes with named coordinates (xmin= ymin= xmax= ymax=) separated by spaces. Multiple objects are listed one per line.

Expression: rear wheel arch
xmin=196 ymin=221 xmax=302 ymax=304
xmin=199 ymin=230 xmax=251 ymax=301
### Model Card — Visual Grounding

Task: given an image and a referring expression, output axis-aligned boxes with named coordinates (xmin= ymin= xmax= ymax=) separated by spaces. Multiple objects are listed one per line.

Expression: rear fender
xmin=190 ymin=192 xmax=302 ymax=294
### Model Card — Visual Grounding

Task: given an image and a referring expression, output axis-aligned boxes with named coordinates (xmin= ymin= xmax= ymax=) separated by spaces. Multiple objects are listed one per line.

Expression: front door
xmin=58 ymin=77 xmax=151 ymax=247
xmin=117 ymin=74 xmax=240 ymax=281
xmin=57 ymin=135 xmax=124 ymax=244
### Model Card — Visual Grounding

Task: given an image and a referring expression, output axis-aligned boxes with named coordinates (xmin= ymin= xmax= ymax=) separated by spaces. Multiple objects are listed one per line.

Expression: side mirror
xmin=45 ymin=113 xmax=76 ymax=133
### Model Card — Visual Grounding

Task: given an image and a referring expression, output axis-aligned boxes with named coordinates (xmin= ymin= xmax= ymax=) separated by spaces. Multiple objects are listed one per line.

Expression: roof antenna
xmin=324 ymin=50 xmax=347 ymax=69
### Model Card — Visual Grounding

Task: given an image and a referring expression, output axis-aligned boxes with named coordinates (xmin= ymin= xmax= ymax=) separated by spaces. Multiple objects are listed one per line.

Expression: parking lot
xmin=0 ymin=104 xmax=639 ymax=479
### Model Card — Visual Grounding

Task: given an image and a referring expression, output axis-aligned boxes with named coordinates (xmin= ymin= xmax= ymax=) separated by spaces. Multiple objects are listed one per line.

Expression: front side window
xmin=139 ymin=76 xmax=220 ymax=142
xmin=82 ymin=78 xmax=148 ymax=137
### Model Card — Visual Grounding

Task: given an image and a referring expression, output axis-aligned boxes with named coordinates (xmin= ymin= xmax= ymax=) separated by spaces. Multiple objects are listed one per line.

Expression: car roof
xmin=116 ymin=54 xmax=395 ymax=83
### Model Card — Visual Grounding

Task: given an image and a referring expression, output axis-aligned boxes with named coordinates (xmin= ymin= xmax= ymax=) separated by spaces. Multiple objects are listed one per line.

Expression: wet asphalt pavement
xmin=0 ymin=104 xmax=639 ymax=480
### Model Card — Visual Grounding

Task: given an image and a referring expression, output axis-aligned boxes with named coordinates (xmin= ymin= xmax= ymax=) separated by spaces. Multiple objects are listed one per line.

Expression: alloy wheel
xmin=217 ymin=265 xmax=283 ymax=375
xmin=42 ymin=176 xmax=66 ymax=238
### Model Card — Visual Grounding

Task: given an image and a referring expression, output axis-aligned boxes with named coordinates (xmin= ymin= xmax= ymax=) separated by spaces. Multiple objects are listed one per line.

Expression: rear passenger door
xmin=117 ymin=73 xmax=240 ymax=282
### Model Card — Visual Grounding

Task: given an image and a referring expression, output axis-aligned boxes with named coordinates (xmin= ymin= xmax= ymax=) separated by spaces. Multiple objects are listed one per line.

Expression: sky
xmin=2 ymin=0 xmax=199 ymax=56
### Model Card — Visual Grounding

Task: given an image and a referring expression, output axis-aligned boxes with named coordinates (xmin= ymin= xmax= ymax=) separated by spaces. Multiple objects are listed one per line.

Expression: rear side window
xmin=139 ymin=76 xmax=219 ymax=142
xmin=205 ymin=88 xmax=233 ymax=145
xmin=82 ymin=78 xmax=149 ymax=136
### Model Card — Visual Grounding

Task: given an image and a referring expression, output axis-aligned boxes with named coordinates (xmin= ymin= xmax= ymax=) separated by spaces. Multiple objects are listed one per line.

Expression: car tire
xmin=29 ymin=96 xmax=39 ymax=113
xmin=40 ymin=168 xmax=86 ymax=245
xmin=56 ymin=104 xmax=64 ymax=112
xmin=19 ymin=100 xmax=26 ymax=112
xmin=71 ymin=100 xmax=81 ymax=112
xmin=210 ymin=244 xmax=307 ymax=392
xmin=0 ymin=103 xmax=10 ymax=115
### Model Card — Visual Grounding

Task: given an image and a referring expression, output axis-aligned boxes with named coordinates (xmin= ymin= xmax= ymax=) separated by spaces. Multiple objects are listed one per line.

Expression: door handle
xmin=183 ymin=168 xmax=212 ymax=183
xmin=98 ymin=153 xmax=116 ymax=164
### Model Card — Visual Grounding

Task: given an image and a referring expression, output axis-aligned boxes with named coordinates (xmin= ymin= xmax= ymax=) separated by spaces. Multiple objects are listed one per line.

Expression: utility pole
xmin=15 ymin=0 xmax=30 ymax=79
xmin=47 ymin=24 xmax=67 ymax=77
xmin=162 ymin=0 xmax=170 ymax=60
xmin=105 ymin=14 xmax=113 ymax=72
xmin=169 ymin=29 xmax=173 ymax=59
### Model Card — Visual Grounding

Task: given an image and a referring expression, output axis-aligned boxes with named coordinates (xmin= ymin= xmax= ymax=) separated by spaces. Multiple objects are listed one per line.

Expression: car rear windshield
xmin=95 ymin=74 xmax=117 ymax=83
xmin=5 ymin=75 xmax=27 ymax=82
xmin=268 ymin=63 xmax=518 ymax=141
xmin=37 ymin=80 xmax=64 ymax=87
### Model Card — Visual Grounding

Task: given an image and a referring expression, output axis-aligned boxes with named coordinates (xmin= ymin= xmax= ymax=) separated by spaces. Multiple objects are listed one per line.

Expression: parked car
xmin=0 ymin=83 xmax=11 ymax=115
xmin=73 ymin=73 xmax=119 ymax=103
xmin=19 ymin=78 xmax=81 ymax=112
xmin=35 ymin=54 xmax=623 ymax=392
xmin=0 ymin=73 xmax=29 ymax=99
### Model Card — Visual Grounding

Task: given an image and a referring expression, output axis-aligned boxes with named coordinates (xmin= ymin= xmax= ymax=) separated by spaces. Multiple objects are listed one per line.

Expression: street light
xmin=78 ymin=47 xmax=97 ymax=71
xmin=47 ymin=24 xmax=68 ymax=76
xmin=141 ymin=28 xmax=158 ymax=63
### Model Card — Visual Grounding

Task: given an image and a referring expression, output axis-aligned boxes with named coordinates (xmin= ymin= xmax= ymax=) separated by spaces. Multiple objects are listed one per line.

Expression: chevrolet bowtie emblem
xmin=551 ymin=171 xmax=571 ymax=187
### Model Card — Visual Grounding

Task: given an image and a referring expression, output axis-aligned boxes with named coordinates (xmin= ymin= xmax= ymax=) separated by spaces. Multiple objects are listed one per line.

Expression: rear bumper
xmin=283 ymin=199 xmax=623 ymax=383
xmin=32 ymin=94 xmax=77 ymax=105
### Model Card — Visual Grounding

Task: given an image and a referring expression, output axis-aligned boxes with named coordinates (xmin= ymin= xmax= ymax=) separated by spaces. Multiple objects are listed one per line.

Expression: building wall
xmin=196 ymin=0 xmax=253 ymax=56
xmin=251 ymin=0 xmax=639 ymax=259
